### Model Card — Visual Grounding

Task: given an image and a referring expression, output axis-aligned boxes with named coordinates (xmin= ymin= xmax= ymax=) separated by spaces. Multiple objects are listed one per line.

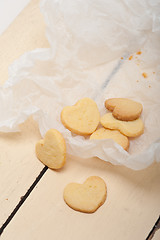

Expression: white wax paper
xmin=0 ymin=0 xmax=160 ymax=170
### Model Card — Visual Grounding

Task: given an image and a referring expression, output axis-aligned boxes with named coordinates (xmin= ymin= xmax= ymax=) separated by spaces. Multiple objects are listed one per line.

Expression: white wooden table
xmin=0 ymin=0 xmax=160 ymax=239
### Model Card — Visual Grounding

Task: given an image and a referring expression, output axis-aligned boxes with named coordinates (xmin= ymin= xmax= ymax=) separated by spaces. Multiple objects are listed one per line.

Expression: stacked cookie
xmin=93 ymin=98 xmax=144 ymax=151
xmin=61 ymin=97 xmax=144 ymax=151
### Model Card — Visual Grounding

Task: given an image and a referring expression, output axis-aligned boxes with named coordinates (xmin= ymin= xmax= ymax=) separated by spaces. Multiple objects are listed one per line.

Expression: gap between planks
xmin=0 ymin=166 xmax=48 ymax=236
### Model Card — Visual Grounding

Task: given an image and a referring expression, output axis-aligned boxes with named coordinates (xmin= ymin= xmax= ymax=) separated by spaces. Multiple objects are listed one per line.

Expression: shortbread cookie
xmin=100 ymin=113 xmax=144 ymax=137
xmin=90 ymin=128 xmax=129 ymax=151
xmin=61 ymin=98 xmax=100 ymax=135
xmin=35 ymin=129 xmax=66 ymax=169
xmin=105 ymin=98 xmax=143 ymax=121
xmin=63 ymin=176 xmax=107 ymax=213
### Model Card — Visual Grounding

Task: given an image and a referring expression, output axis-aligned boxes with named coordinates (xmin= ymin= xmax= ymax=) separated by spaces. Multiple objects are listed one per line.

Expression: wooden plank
xmin=153 ymin=230 xmax=160 ymax=240
xmin=0 ymin=0 xmax=49 ymax=226
xmin=1 ymin=156 xmax=160 ymax=239
xmin=0 ymin=0 xmax=49 ymax=84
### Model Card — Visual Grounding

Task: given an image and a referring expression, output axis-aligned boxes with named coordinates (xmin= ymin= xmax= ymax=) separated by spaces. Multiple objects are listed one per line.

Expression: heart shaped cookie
xmin=105 ymin=98 xmax=143 ymax=121
xmin=90 ymin=128 xmax=129 ymax=151
xmin=100 ymin=113 xmax=144 ymax=137
xmin=63 ymin=176 xmax=107 ymax=213
xmin=61 ymin=98 xmax=100 ymax=135
xmin=35 ymin=129 xmax=66 ymax=169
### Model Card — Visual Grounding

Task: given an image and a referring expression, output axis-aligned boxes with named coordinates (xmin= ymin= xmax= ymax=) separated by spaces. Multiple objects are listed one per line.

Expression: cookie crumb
xmin=121 ymin=57 xmax=123 ymax=59
xmin=129 ymin=55 xmax=133 ymax=60
xmin=142 ymin=72 xmax=147 ymax=78
xmin=153 ymin=72 xmax=155 ymax=74
xmin=136 ymin=51 xmax=142 ymax=55
xmin=149 ymin=85 xmax=151 ymax=88
xmin=136 ymin=80 xmax=139 ymax=83
xmin=5 ymin=198 xmax=8 ymax=200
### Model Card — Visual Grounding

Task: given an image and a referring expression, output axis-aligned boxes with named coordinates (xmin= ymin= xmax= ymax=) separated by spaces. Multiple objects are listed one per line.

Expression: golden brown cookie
xmin=90 ymin=128 xmax=129 ymax=151
xmin=63 ymin=176 xmax=107 ymax=213
xmin=105 ymin=98 xmax=143 ymax=121
xmin=100 ymin=113 xmax=144 ymax=137
xmin=61 ymin=98 xmax=100 ymax=135
xmin=35 ymin=129 xmax=66 ymax=169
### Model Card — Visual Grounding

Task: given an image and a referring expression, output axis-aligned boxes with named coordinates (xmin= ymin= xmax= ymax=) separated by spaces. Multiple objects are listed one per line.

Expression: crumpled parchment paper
xmin=0 ymin=0 xmax=160 ymax=170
